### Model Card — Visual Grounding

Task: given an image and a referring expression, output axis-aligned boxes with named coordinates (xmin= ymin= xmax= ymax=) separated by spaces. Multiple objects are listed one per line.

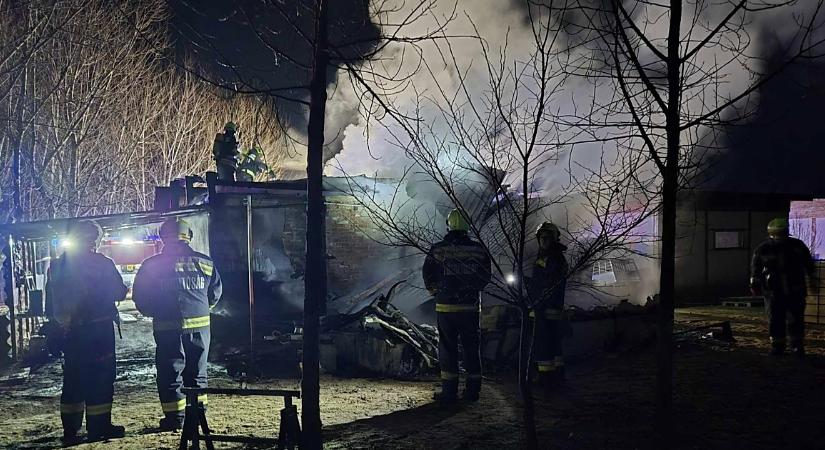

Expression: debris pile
xmin=322 ymin=280 xmax=438 ymax=378
xmin=675 ymin=320 xmax=736 ymax=352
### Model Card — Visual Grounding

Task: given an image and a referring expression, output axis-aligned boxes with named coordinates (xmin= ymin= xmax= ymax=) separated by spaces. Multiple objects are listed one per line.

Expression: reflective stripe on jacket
xmin=423 ymin=231 xmax=492 ymax=307
xmin=133 ymin=241 xmax=222 ymax=333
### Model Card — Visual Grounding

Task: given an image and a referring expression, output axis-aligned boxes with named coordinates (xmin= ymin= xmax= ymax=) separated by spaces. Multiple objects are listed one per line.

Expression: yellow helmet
xmin=447 ymin=209 xmax=470 ymax=232
xmin=159 ymin=218 xmax=193 ymax=242
xmin=767 ymin=218 xmax=789 ymax=237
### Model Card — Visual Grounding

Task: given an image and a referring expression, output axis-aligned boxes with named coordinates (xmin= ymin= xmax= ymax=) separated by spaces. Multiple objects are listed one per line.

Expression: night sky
xmin=167 ymin=0 xmax=379 ymax=128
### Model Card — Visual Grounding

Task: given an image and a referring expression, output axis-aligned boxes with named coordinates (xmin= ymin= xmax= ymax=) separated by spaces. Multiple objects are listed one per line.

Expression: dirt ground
xmin=2 ymin=305 xmax=825 ymax=449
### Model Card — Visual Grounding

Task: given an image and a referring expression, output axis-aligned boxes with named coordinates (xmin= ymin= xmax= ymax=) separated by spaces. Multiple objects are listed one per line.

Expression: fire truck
xmin=97 ymin=236 xmax=161 ymax=296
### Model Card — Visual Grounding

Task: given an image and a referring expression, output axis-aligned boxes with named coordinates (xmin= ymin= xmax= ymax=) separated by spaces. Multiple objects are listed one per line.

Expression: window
xmin=592 ymin=260 xmax=617 ymax=285
xmin=614 ymin=259 xmax=641 ymax=282
xmin=712 ymin=230 xmax=745 ymax=250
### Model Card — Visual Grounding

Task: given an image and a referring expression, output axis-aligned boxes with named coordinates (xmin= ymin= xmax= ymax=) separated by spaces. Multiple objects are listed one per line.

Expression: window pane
xmin=713 ymin=231 xmax=743 ymax=249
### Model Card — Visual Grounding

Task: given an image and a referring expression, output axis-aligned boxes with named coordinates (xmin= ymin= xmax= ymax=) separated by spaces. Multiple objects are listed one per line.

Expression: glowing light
xmin=506 ymin=274 xmax=517 ymax=284
xmin=121 ymin=237 xmax=137 ymax=245
xmin=60 ymin=240 xmax=73 ymax=248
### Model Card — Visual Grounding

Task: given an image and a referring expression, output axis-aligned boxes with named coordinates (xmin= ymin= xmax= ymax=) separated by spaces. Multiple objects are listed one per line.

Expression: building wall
xmin=281 ymin=199 xmax=403 ymax=298
xmin=675 ymin=197 xmax=790 ymax=304
xmin=209 ymin=195 xmax=406 ymax=356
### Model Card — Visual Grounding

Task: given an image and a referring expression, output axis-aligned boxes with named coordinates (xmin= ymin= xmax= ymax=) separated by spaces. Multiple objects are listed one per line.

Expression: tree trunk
xmin=519 ymin=307 xmax=538 ymax=450
xmin=656 ymin=0 xmax=683 ymax=444
xmin=12 ymin=134 xmax=22 ymax=224
xmin=301 ymin=1 xmax=328 ymax=449
xmin=12 ymin=66 xmax=26 ymax=223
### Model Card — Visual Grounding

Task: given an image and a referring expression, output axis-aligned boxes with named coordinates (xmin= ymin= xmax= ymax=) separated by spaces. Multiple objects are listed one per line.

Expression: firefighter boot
xmin=159 ymin=415 xmax=184 ymax=432
xmin=87 ymin=423 xmax=125 ymax=442
xmin=60 ymin=409 xmax=83 ymax=446
xmin=553 ymin=361 xmax=566 ymax=384
xmin=769 ymin=337 xmax=786 ymax=356
xmin=60 ymin=432 xmax=83 ymax=447
xmin=463 ymin=377 xmax=481 ymax=402
xmin=789 ymin=336 xmax=805 ymax=358
xmin=433 ymin=379 xmax=459 ymax=406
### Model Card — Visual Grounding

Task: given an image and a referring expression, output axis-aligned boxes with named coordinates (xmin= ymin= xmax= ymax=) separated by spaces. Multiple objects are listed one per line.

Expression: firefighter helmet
xmin=767 ymin=218 xmax=789 ymax=237
xmin=536 ymin=221 xmax=561 ymax=242
xmin=447 ymin=209 xmax=470 ymax=232
xmin=68 ymin=221 xmax=102 ymax=246
xmin=224 ymin=122 xmax=238 ymax=132
xmin=159 ymin=218 xmax=193 ymax=243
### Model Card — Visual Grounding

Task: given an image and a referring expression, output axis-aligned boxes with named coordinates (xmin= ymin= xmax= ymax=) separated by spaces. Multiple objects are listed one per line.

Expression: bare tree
xmin=0 ymin=0 xmax=287 ymax=221
xmin=163 ymin=2 xmax=455 ymax=447
xmin=331 ymin=2 xmax=661 ymax=447
xmin=567 ymin=0 xmax=825 ymax=440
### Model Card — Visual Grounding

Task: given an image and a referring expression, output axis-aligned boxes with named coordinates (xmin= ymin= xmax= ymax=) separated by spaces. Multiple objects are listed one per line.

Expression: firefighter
xmin=750 ymin=218 xmax=816 ymax=356
xmin=423 ymin=209 xmax=492 ymax=404
xmin=236 ymin=147 xmax=273 ymax=182
xmin=527 ymin=222 xmax=568 ymax=385
xmin=132 ymin=218 xmax=223 ymax=431
xmin=212 ymin=122 xmax=240 ymax=182
xmin=46 ymin=221 xmax=127 ymax=444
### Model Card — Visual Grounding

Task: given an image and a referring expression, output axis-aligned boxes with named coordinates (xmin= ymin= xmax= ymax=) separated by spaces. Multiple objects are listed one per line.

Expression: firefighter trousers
xmin=437 ymin=311 xmax=481 ymax=397
xmin=60 ymin=320 xmax=116 ymax=436
xmin=154 ymin=328 xmax=209 ymax=421
xmin=765 ymin=293 xmax=805 ymax=350
xmin=530 ymin=308 xmax=564 ymax=384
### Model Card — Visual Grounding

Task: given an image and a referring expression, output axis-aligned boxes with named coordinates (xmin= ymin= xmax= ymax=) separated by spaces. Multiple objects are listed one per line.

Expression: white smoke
xmin=327 ymin=0 xmax=824 ymax=181
xmin=315 ymin=0 xmax=824 ymax=306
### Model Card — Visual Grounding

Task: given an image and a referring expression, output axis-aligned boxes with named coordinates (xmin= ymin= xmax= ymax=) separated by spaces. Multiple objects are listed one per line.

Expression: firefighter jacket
xmin=526 ymin=243 xmax=568 ymax=315
xmin=423 ymin=231 xmax=492 ymax=312
xmin=133 ymin=242 xmax=222 ymax=333
xmin=46 ymin=251 xmax=127 ymax=329
xmin=237 ymin=155 xmax=269 ymax=180
xmin=212 ymin=132 xmax=239 ymax=164
xmin=750 ymin=237 xmax=815 ymax=297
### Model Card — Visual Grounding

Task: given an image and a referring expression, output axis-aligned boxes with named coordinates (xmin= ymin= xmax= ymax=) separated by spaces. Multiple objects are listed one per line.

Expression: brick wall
xmin=281 ymin=197 xmax=401 ymax=296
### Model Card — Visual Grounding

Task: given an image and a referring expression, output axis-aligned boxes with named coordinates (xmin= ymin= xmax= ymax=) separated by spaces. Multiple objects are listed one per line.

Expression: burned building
xmin=672 ymin=51 xmax=825 ymax=306
xmin=0 ymin=174 xmax=409 ymax=372
xmin=1 ymin=169 xmax=662 ymax=375
xmin=673 ymin=191 xmax=815 ymax=304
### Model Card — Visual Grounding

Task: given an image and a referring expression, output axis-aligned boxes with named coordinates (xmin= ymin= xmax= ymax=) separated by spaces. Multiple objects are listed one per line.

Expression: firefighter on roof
xmin=46 ymin=220 xmax=127 ymax=444
xmin=133 ymin=218 xmax=223 ymax=431
xmin=527 ymin=221 xmax=568 ymax=385
xmin=212 ymin=122 xmax=240 ymax=182
xmin=423 ymin=209 xmax=492 ymax=404
xmin=236 ymin=146 xmax=273 ymax=182
xmin=750 ymin=217 xmax=816 ymax=356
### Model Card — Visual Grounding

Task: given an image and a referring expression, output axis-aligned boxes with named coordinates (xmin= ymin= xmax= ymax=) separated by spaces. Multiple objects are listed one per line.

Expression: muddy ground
xmin=2 ymin=305 xmax=825 ymax=449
